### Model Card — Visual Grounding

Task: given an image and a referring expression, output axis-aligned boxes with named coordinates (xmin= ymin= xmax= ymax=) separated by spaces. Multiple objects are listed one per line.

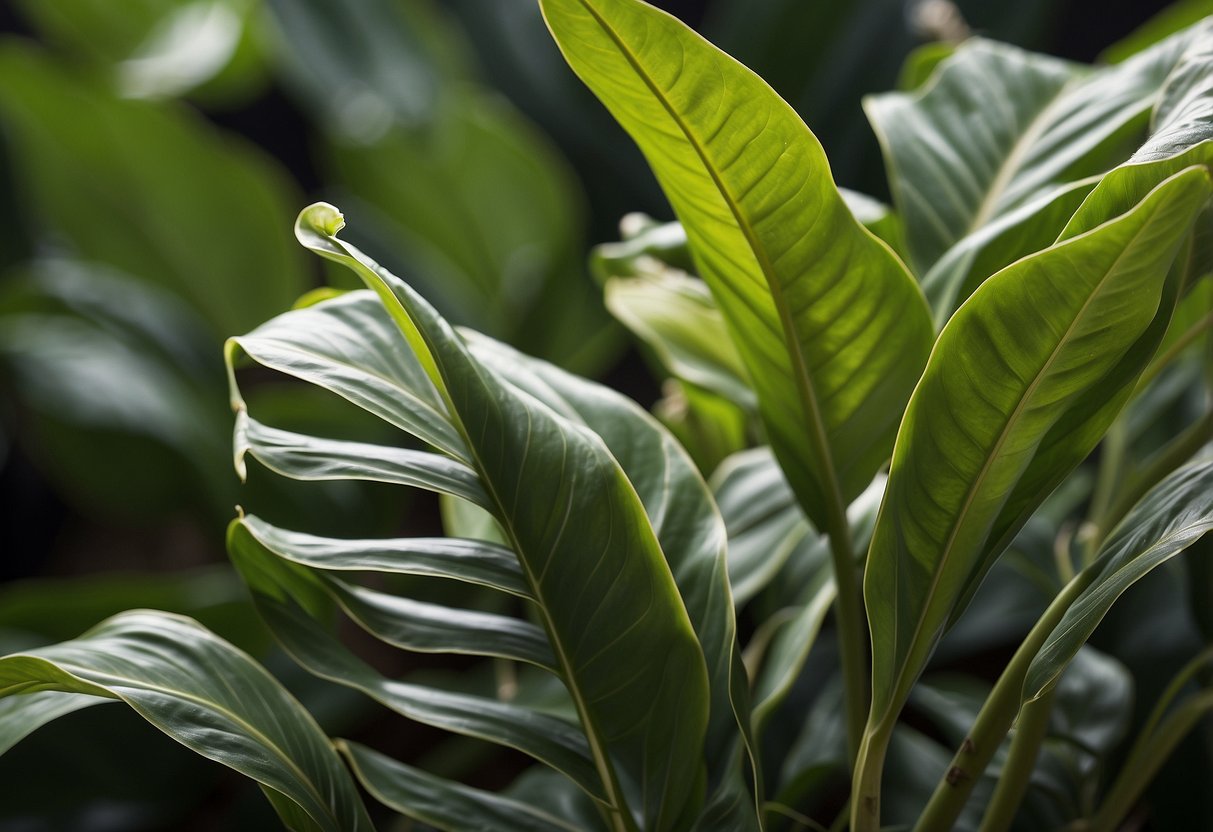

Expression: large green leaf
xmin=0 ymin=42 xmax=307 ymax=338
xmin=1026 ymin=458 xmax=1213 ymax=699
xmin=867 ymin=26 xmax=1203 ymax=274
xmin=231 ymin=280 xmax=758 ymax=825
xmin=539 ymin=0 xmax=932 ymax=532
xmin=264 ymin=203 xmax=711 ymax=831
xmin=0 ymin=611 xmax=374 ymax=832
xmin=462 ymin=331 xmax=756 ymax=813
xmin=863 ymin=166 xmax=1212 ymax=746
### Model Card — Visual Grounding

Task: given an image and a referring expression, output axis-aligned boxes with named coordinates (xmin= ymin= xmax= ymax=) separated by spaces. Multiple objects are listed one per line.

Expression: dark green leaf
xmin=0 ymin=611 xmax=374 ymax=832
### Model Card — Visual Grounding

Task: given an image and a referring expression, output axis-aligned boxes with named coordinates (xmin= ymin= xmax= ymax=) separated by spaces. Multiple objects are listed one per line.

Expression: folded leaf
xmin=539 ymin=0 xmax=932 ymax=531
xmin=0 ymin=611 xmax=374 ymax=832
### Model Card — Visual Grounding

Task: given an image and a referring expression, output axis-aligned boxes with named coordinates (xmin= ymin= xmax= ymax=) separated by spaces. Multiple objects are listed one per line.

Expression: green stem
xmin=1089 ymin=689 xmax=1213 ymax=832
xmin=1095 ymin=410 xmax=1213 ymax=547
xmin=1137 ymin=644 xmax=1213 ymax=744
xmin=977 ymin=689 xmax=1056 ymax=832
xmin=824 ymin=507 xmax=868 ymax=769
xmin=1082 ymin=421 xmax=1128 ymax=565
xmin=912 ymin=573 xmax=1094 ymax=832
xmin=851 ymin=719 xmax=896 ymax=832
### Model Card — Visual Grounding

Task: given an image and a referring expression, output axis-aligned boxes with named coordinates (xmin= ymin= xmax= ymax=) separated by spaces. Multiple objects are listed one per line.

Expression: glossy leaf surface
xmin=540 ymin=0 xmax=933 ymax=530
xmin=865 ymin=166 xmax=1212 ymax=730
xmin=0 ymin=611 xmax=374 ymax=832
xmin=268 ymin=204 xmax=712 ymax=830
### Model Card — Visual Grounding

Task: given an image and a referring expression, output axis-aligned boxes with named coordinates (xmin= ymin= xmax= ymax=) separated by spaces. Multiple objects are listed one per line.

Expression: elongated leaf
xmin=232 ymin=281 xmax=757 ymax=824
xmin=226 ymin=531 xmax=607 ymax=803
xmin=238 ymin=513 xmax=529 ymax=598
xmin=0 ymin=611 xmax=374 ymax=832
xmin=291 ymin=203 xmax=710 ymax=830
xmin=865 ymin=167 xmax=1213 ymax=732
xmin=234 ymin=412 xmax=489 ymax=508
xmin=920 ymin=177 xmax=1100 ymax=326
xmin=867 ymin=27 xmax=1201 ymax=273
xmin=539 ymin=0 xmax=933 ymax=530
xmin=1026 ymin=458 xmax=1213 ymax=698
xmin=340 ymin=740 xmax=584 ymax=832
xmin=324 ymin=576 xmax=556 ymax=671
xmin=226 ymin=290 xmax=465 ymax=458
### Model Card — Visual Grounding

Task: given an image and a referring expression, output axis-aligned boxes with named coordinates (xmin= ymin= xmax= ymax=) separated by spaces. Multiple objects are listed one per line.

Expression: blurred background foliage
xmin=0 ymin=0 xmax=1194 ymax=829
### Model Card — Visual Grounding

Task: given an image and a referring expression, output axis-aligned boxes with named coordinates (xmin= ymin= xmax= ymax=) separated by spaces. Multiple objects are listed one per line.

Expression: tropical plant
xmin=3 ymin=1 xmax=1213 ymax=830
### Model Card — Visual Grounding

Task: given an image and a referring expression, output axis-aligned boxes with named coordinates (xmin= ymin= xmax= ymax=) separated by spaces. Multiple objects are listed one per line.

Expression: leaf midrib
xmin=571 ymin=0 xmax=850 ymax=529
xmin=966 ymin=74 xmax=1080 ymax=233
xmin=879 ymin=206 xmax=1161 ymax=721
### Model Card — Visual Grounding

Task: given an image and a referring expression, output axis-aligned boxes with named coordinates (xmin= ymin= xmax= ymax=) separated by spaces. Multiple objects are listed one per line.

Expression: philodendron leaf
xmin=1026 ymin=458 xmax=1213 ymax=699
xmin=289 ymin=203 xmax=710 ymax=831
xmin=539 ymin=0 xmax=933 ymax=532
xmin=864 ymin=166 xmax=1213 ymax=738
xmin=0 ymin=611 xmax=374 ymax=832
xmin=867 ymin=25 xmax=1203 ymax=274
xmin=339 ymin=740 xmax=585 ymax=832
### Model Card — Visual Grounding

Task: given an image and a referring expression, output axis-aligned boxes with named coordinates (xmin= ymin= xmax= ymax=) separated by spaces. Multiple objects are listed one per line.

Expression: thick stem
xmin=851 ymin=720 xmax=896 ymax=832
xmin=824 ymin=507 xmax=868 ymax=769
xmin=912 ymin=573 xmax=1094 ymax=832
xmin=977 ymin=689 xmax=1056 ymax=832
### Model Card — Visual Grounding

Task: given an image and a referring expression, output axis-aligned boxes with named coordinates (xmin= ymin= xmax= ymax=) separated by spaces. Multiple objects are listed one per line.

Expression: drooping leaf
xmin=0 ymin=692 xmax=100 ymax=756
xmin=864 ymin=166 xmax=1212 ymax=738
xmin=0 ymin=611 xmax=374 ymax=832
xmin=866 ymin=26 xmax=1203 ymax=274
xmin=339 ymin=740 xmax=584 ymax=832
xmin=539 ymin=0 xmax=933 ymax=531
xmin=1026 ymin=458 xmax=1213 ymax=699
xmin=269 ymin=203 xmax=711 ymax=830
